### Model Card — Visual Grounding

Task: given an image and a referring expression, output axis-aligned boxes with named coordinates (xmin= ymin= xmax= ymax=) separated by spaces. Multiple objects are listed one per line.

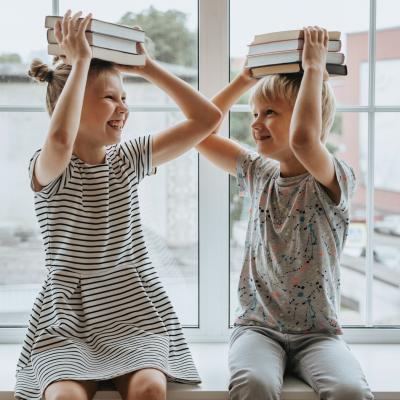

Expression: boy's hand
xmin=54 ymin=10 xmax=92 ymax=65
xmin=115 ymin=26 xmax=155 ymax=77
xmin=302 ymin=26 xmax=329 ymax=79
xmin=240 ymin=59 xmax=258 ymax=83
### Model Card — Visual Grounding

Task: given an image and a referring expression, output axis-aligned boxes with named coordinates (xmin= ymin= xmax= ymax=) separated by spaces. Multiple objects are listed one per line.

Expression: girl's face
xmin=251 ymin=96 xmax=294 ymax=161
xmin=79 ymin=69 xmax=129 ymax=147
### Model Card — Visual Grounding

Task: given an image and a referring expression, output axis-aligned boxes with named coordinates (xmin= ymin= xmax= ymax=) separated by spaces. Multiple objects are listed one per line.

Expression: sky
xmin=1 ymin=0 xmax=399 ymax=62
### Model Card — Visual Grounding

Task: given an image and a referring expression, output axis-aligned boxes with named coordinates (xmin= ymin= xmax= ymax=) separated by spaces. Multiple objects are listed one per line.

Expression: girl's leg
xmin=113 ymin=368 xmax=167 ymax=400
xmin=44 ymin=380 xmax=97 ymax=400
xmin=229 ymin=325 xmax=286 ymax=400
xmin=291 ymin=334 xmax=374 ymax=400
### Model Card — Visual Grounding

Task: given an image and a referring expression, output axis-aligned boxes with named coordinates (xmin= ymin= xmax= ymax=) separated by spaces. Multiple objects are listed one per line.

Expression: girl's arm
xmin=33 ymin=10 xmax=92 ymax=191
xmin=118 ymin=42 xmax=222 ymax=167
xmin=195 ymin=67 xmax=257 ymax=176
xmin=289 ymin=26 xmax=341 ymax=204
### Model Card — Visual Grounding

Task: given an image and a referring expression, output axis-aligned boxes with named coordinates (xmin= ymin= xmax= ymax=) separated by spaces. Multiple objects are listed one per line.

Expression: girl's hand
xmin=54 ymin=10 xmax=93 ymax=65
xmin=302 ymin=26 xmax=328 ymax=75
xmin=115 ymin=26 xmax=154 ymax=77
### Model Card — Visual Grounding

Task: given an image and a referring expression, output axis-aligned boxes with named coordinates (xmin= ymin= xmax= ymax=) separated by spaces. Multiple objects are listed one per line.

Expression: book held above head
xmin=45 ymin=15 xmax=145 ymax=42
xmin=247 ymin=28 xmax=347 ymax=78
xmin=45 ymin=15 xmax=146 ymax=66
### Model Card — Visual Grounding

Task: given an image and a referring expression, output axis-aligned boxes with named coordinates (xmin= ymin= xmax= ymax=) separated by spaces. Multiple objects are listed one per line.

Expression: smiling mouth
xmin=255 ymin=135 xmax=271 ymax=141
xmin=107 ymin=120 xmax=124 ymax=131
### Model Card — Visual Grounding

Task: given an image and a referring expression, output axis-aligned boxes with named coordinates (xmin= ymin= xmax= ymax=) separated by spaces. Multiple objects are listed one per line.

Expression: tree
xmin=0 ymin=53 xmax=22 ymax=63
xmin=119 ymin=6 xmax=196 ymax=67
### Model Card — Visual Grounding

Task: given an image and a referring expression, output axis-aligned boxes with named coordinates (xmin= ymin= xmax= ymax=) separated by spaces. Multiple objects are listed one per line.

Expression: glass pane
xmin=230 ymin=0 xmax=369 ymax=106
xmin=60 ymin=0 xmax=198 ymax=101
xmin=0 ymin=111 xmax=199 ymax=327
xmin=375 ymin=0 xmax=400 ymax=106
xmin=372 ymin=113 xmax=400 ymax=325
xmin=229 ymin=111 xmax=367 ymax=327
xmin=0 ymin=1 xmax=52 ymax=106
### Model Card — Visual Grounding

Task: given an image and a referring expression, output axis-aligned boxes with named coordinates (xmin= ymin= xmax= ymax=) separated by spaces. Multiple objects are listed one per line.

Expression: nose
xmin=251 ymin=118 xmax=262 ymax=130
xmin=117 ymin=101 xmax=128 ymax=114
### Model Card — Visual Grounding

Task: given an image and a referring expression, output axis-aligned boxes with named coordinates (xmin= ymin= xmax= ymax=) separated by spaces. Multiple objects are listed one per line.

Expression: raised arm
xmin=289 ymin=26 xmax=341 ymax=204
xmin=117 ymin=40 xmax=222 ymax=167
xmin=33 ymin=10 xmax=92 ymax=191
xmin=195 ymin=67 xmax=258 ymax=176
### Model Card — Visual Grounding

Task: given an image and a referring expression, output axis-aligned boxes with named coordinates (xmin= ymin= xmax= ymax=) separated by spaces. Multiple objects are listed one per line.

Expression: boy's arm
xmin=289 ymin=26 xmax=341 ymax=204
xmin=117 ymin=41 xmax=222 ymax=168
xmin=195 ymin=68 xmax=258 ymax=176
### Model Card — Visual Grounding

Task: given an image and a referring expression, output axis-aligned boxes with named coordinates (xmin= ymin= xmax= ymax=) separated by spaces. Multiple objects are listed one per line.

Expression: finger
xmin=315 ymin=26 xmax=323 ymax=43
xmin=303 ymin=27 xmax=310 ymax=43
xmin=70 ymin=10 xmax=82 ymax=33
xmin=77 ymin=12 xmax=92 ymax=36
xmin=62 ymin=9 xmax=71 ymax=37
xmin=54 ymin=20 xmax=63 ymax=43
xmin=323 ymin=28 xmax=328 ymax=47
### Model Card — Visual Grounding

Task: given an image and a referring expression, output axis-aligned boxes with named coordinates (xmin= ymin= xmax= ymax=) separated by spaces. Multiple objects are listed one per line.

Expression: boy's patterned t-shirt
xmin=235 ymin=151 xmax=357 ymax=334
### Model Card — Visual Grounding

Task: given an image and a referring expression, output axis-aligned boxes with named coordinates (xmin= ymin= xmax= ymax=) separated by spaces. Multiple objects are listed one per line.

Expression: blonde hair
xmin=249 ymin=74 xmax=336 ymax=143
xmin=28 ymin=57 xmax=118 ymax=116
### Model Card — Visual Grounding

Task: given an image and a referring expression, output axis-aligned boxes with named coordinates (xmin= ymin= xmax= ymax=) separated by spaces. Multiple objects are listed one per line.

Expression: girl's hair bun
xmin=28 ymin=58 xmax=54 ymax=83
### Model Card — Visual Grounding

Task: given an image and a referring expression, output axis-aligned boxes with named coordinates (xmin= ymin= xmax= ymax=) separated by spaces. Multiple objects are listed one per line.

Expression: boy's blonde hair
xmin=249 ymin=74 xmax=336 ymax=143
xmin=28 ymin=57 xmax=118 ymax=116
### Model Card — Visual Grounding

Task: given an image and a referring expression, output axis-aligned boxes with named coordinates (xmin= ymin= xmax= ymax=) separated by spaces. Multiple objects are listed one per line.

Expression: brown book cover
xmin=251 ymin=62 xmax=348 ymax=78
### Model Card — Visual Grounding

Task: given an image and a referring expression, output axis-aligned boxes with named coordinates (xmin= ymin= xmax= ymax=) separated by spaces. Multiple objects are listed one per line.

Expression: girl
xmin=15 ymin=10 xmax=221 ymax=400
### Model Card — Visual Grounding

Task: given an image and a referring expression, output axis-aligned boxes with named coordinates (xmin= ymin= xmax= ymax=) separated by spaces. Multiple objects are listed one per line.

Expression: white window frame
xmin=1 ymin=0 xmax=400 ymax=344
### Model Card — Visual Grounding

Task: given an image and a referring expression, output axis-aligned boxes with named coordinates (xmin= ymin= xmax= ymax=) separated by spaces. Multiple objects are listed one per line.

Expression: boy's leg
xmin=291 ymin=334 xmax=374 ymax=400
xmin=229 ymin=325 xmax=286 ymax=400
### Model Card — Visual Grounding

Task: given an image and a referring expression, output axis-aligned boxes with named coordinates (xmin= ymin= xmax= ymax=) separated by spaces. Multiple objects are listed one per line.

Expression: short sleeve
xmin=28 ymin=149 xmax=71 ymax=200
xmin=119 ymin=135 xmax=156 ymax=183
xmin=236 ymin=150 xmax=276 ymax=197
xmin=315 ymin=155 xmax=357 ymax=212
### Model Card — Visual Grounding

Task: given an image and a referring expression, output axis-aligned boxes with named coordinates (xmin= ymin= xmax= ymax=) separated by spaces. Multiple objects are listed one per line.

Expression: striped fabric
xmin=15 ymin=135 xmax=200 ymax=400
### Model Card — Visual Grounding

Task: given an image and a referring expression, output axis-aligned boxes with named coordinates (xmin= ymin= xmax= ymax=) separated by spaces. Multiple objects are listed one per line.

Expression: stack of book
xmin=45 ymin=16 xmax=146 ymax=66
xmin=247 ymin=29 xmax=347 ymax=78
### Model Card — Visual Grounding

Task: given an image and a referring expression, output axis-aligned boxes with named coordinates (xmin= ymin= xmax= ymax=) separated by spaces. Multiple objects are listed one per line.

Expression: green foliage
xmin=119 ymin=6 xmax=196 ymax=67
xmin=0 ymin=53 xmax=22 ymax=63
xmin=331 ymin=113 xmax=343 ymax=135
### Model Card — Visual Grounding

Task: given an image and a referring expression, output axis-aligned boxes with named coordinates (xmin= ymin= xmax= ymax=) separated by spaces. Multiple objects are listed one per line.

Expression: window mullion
xmin=365 ymin=0 xmax=377 ymax=327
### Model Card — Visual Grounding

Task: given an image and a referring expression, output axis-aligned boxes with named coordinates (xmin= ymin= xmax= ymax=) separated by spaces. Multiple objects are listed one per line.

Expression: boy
xmin=197 ymin=26 xmax=373 ymax=400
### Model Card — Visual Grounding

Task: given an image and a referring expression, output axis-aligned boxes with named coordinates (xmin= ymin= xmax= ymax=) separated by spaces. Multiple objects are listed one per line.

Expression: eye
xmin=253 ymin=113 xmax=258 ymax=118
xmin=122 ymin=97 xmax=127 ymax=103
xmin=105 ymin=95 xmax=113 ymax=100
xmin=265 ymin=109 xmax=275 ymax=116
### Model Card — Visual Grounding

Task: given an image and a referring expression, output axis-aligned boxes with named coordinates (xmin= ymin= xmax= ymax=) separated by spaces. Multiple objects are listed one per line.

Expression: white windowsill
xmin=1 ymin=343 xmax=400 ymax=400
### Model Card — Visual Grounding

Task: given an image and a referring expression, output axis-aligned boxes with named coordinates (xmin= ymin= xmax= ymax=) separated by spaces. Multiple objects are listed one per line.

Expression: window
xmin=1 ymin=0 xmax=399 ymax=344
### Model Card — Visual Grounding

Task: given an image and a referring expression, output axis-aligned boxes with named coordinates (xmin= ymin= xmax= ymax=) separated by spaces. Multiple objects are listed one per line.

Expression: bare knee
xmin=129 ymin=380 xmax=166 ymax=400
xmin=44 ymin=380 xmax=95 ymax=400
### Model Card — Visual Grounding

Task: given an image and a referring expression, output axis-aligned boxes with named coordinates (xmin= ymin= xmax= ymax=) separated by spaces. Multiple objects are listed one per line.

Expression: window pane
xmin=0 ymin=1 xmax=52 ymax=106
xmin=230 ymin=0 xmax=369 ymax=106
xmin=372 ymin=113 xmax=400 ymax=325
xmin=376 ymin=0 xmax=400 ymax=106
xmin=229 ymin=111 xmax=367 ymax=326
xmin=1 ymin=2 xmax=199 ymax=328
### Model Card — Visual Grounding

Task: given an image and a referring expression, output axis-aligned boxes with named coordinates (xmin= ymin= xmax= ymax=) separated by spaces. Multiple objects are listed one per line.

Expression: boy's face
xmin=251 ymin=96 xmax=294 ymax=161
xmin=79 ymin=70 xmax=129 ymax=147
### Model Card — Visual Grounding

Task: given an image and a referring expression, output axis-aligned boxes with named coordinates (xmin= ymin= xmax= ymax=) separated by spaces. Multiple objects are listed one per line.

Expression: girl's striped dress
xmin=14 ymin=135 xmax=200 ymax=400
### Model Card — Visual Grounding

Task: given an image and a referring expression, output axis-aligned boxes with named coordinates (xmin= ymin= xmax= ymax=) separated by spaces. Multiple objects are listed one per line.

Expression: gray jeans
xmin=229 ymin=325 xmax=374 ymax=400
